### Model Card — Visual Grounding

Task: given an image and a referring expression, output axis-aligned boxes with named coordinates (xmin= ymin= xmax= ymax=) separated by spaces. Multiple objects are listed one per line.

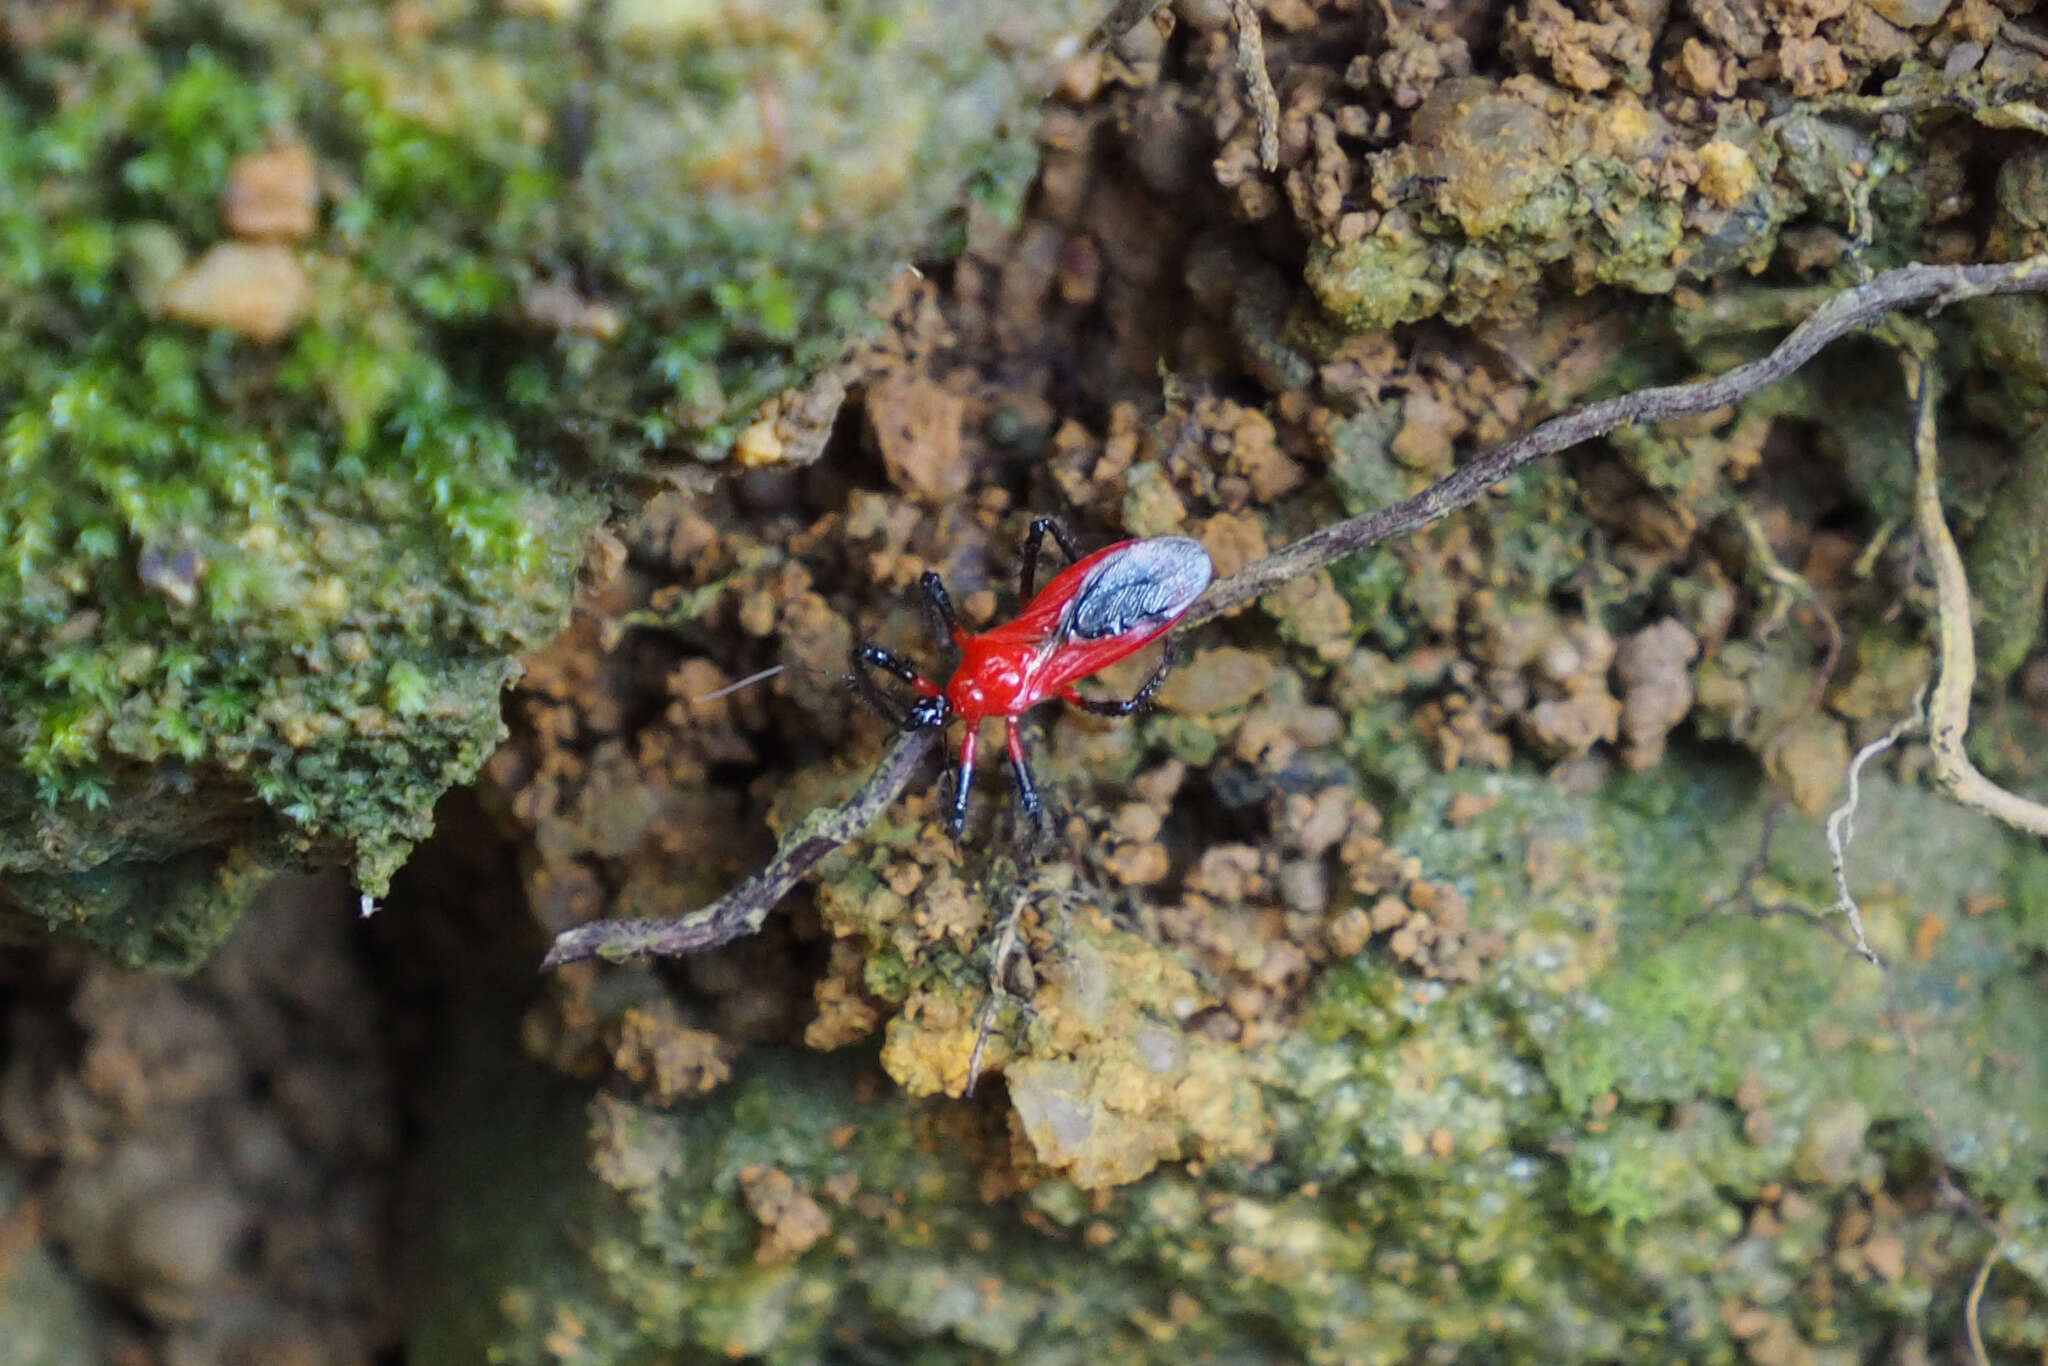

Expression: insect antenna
xmin=687 ymin=664 xmax=786 ymax=703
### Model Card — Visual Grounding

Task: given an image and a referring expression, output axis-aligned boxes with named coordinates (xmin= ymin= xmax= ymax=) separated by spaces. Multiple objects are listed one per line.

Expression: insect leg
xmin=850 ymin=641 xmax=931 ymax=726
xmin=947 ymin=723 xmax=980 ymax=838
xmin=1065 ymin=645 xmax=1176 ymax=717
xmin=1019 ymin=516 xmax=1082 ymax=601
xmin=920 ymin=571 xmax=962 ymax=655
xmin=1003 ymin=716 xmax=1046 ymax=832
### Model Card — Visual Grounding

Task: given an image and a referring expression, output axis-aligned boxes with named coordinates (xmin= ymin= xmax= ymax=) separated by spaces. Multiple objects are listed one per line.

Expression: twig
xmin=1730 ymin=499 xmax=1813 ymax=637
xmin=1228 ymin=0 xmax=1281 ymax=172
xmin=1680 ymin=796 xmax=1862 ymax=957
xmin=965 ymin=879 xmax=1034 ymax=1097
xmin=1725 ymin=497 xmax=1846 ymax=721
xmin=1965 ymin=1235 xmax=2005 ymax=1366
xmin=1824 ymin=702 xmax=1923 ymax=965
xmin=1682 ymin=797 xmax=1789 ymax=937
xmin=1180 ymin=255 xmax=2048 ymax=631
xmin=541 ymin=255 xmax=2048 ymax=971
xmin=540 ymin=729 xmax=938 ymax=968
xmin=1904 ymin=349 xmax=2048 ymax=839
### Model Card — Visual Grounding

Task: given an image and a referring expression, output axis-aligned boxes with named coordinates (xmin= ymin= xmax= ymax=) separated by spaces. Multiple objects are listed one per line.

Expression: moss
xmin=428 ymin=746 xmax=2048 ymax=1363
xmin=1268 ymin=754 xmax=2048 ymax=1359
xmin=0 ymin=838 xmax=275 ymax=970
xmin=0 ymin=0 xmax=1095 ymax=963
xmin=1303 ymin=232 xmax=1450 ymax=336
xmin=1296 ymin=77 xmax=1997 ymax=337
xmin=1963 ymin=425 xmax=2048 ymax=687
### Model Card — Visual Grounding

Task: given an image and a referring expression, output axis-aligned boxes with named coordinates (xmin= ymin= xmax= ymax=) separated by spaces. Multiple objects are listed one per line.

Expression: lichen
xmin=425 ymin=752 xmax=2048 ymax=1364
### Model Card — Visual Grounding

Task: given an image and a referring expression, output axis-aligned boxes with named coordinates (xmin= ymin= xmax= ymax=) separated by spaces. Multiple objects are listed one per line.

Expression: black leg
xmin=920 ymin=571 xmax=960 ymax=655
xmin=1020 ymin=516 xmax=1082 ymax=602
xmin=1066 ymin=646 xmax=1175 ymax=717
xmin=851 ymin=641 xmax=928 ymax=726
xmin=947 ymin=725 xmax=980 ymax=838
xmin=1003 ymin=717 xmax=1046 ymax=833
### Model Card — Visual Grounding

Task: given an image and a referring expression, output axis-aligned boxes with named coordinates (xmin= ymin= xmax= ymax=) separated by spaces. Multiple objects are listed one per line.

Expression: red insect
xmin=853 ymin=518 xmax=1214 ymax=837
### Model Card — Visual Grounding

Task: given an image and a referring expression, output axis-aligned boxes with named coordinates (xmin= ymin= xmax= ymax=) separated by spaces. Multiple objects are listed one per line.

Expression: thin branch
xmin=542 ymin=254 xmax=2048 ymax=971
xmin=1679 ymin=795 xmax=1862 ymax=958
xmin=1965 ymin=1235 xmax=2005 ymax=1366
xmin=965 ymin=876 xmax=1034 ymax=1097
xmin=1904 ymin=349 xmax=2048 ymax=838
xmin=1725 ymin=495 xmax=1846 ymax=730
xmin=1824 ymin=701 xmax=1923 ymax=965
xmin=540 ymin=729 xmax=938 ymax=968
xmin=1180 ymin=254 xmax=2048 ymax=631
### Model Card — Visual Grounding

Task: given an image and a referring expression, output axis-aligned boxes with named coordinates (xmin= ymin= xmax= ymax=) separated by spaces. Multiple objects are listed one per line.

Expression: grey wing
xmin=1065 ymin=538 xmax=1214 ymax=641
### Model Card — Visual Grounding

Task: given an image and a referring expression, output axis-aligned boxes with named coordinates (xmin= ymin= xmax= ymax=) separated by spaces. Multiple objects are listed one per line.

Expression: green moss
xmin=1295 ymin=79 xmax=1994 ymax=338
xmin=1 ymin=0 xmax=1096 ymax=962
xmin=1303 ymin=232 xmax=1450 ymax=335
xmin=1963 ymin=424 xmax=2048 ymax=686
xmin=1272 ymin=754 xmax=2046 ymax=1358
xmin=0 ymin=838 xmax=276 ymax=969
xmin=426 ymin=746 xmax=2048 ymax=1363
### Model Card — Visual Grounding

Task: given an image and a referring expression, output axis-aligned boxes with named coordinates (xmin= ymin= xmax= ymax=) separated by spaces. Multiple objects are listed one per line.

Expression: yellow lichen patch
xmin=806 ymin=942 xmax=882 ymax=1050
xmin=1006 ymin=1059 xmax=1183 ymax=1188
xmin=873 ymin=889 xmax=1273 ymax=1190
xmin=729 ymin=412 xmax=799 ymax=469
xmin=1591 ymin=94 xmax=1660 ymax=160
xmin=1696 ymin=139 xmax=1759 ymax=207
xmin=610 ymin=1001 xmax=734 ymax=1104
xmin=878 ymin=991 xmax=985 ymax=1097
xmin=910 ymin=870 xmax=986 ymax=950
xmin=1008 ymin=908 xmax=1271 ymax=1186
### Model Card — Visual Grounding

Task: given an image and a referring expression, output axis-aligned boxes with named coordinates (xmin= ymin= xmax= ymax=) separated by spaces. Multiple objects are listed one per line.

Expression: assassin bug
xmin=852 ymin=518 xmax=1213 ymax=838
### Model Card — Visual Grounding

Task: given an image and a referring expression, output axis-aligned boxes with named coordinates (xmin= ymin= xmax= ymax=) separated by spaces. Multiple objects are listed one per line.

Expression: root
xmin=1903 ymin=349 xmax=2048 ymax=839
xmin=1823 ymin=702 xmax=1923 ymax=965
xmin=1965 ymin=1235 xmax=2005 ymax=1366
xmin=965 ymin=877 xmax=1033 ymax=1097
